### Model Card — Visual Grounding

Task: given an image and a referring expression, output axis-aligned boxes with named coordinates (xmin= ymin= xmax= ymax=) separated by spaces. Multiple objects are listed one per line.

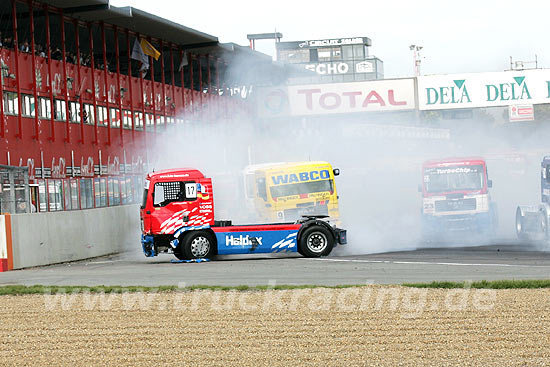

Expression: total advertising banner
xmin=257 ymin=78 xmax=416 ymax=117
xmin=417 ymin=69 xmax=550 ymax=110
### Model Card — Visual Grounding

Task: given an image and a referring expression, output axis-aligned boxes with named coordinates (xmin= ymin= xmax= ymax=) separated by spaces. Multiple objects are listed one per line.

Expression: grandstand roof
xmin=40 ymin=0 xmax=218 ymax=48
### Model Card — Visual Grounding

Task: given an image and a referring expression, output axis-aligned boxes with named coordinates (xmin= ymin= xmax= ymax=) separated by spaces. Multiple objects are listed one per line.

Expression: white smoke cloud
xmin=146 ymin=87 xmax=550 ymax=256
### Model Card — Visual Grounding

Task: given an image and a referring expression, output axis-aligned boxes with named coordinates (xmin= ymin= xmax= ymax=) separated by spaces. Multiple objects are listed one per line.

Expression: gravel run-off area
xmin=1 ymin=286 xmax=550 ymax=366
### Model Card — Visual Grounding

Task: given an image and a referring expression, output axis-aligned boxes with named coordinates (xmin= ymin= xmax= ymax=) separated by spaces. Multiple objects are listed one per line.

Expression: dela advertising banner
xmin=417 ymin=69 xmax=550 ymax=110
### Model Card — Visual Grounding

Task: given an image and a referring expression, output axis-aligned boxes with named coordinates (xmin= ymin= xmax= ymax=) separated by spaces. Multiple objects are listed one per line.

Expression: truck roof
xmin=423 ymin=157 xmax=486 ymax=168
xmin=147 ymin=168 xmax=205 ymax=180
xmin=244 ymin=161 xmax=331 ymax=174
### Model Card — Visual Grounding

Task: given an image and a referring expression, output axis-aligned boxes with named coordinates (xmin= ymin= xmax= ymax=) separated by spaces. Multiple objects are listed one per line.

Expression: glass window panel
xmin=3 ymin=92 xmax=19 ymax=115
xmin=22 ymin=95 xmax=36 ymax=117
xmin=278 ymin=49 xmax=310 ymax=64
xmin=70 ymin=179 xmax=79 ymax=209
xmin=318 ymin=48 xmax=331 ymax=62
xmin=120 ymin=178 xmax=127 ymax=204
xmin=332 ymin=47 xmax=342 ymax=60
xmin=38 ymin=180 xmax=47 ymax=212
xmin=54 ymin=100 xmax=67 ymax=121
xmin=94 ymin=178 xmax=101 ymax=207
xmin=353 ymin=45 xmax=364 ymax=59
xmin=97 ymin=106 xmax=108 ymax=126
xmin=48 ymin=179 xmax=63 ymax=211
xmin=64 ymin=180 xmax=71 ymax=210
xmin=39 ymin=97 xmax=51 ymax=119
xmin=145 ymin=114 xmax=154 ymax=131
xmin=342 ymin=46 xmax=353 ymax=60
xmin=122 ymin=110 xmax=132 ymax=129
xmin=100 ymin=178 xmax=107 ymax=207
xmin=80 ymin=178 xmax=93 ymax=209
xmin=70 ymin=102 xmax=81 ymax=123
xmin=108 ymin=178 xmax=120 ymax=206
xmin=83 ymin=104 xmax=95 ymax=125
xmin=134 ymin=111 xmax=143 ymax=130
xmin=110 ymin=108 xmax=120 ymax=128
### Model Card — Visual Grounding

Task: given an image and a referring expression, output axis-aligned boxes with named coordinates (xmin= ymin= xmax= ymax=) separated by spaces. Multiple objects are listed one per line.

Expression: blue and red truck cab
xmin=515 ymin=155 xmax=550 ymax=246
xmin=140 ymin=168 xmax=347 ymax=259
xmin=420 ymin=157 xmax=497 ymax=239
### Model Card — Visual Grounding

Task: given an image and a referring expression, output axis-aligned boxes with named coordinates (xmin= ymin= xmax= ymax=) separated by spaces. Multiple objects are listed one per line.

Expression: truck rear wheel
xmin=540 ymin=212 xmax=549 ymax=248
xmin=516 ymin=207 xmax=527 ymax=240
xmin=299 ymin=226 xmax=334 ymax=258
xmin=179 ymin=231 xmax=214 ymax=260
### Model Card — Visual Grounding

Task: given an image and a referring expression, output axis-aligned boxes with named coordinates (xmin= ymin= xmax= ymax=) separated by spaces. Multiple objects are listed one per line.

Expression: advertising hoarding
xmin=417 ymin=69 xmax=550 ymax=110
xmin=256 ymin=79 xmax=416 ymax=117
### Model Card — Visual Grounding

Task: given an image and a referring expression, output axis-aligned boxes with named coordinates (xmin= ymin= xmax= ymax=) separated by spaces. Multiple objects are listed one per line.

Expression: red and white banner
xmin=0 ymin=214 xmax=12 ymax=272
xmin=256 ymin=78 xmax=416 ymax=117
xmin=509 ymin=104 xmax=535 ymax=122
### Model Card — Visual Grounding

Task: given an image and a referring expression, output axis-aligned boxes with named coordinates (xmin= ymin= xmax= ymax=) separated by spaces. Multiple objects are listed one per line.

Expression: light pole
xmin=409 ymin=44 xmax=423 ymax=76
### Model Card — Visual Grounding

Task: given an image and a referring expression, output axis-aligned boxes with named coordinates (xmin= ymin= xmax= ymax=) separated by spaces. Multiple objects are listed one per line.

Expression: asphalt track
xmin=1 ymin=241 xmax=550 ymax=286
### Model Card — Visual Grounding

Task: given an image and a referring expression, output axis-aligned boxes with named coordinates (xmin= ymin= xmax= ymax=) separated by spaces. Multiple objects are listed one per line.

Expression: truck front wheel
xmin=179 ymin=231 xmax=215 ymax=260
xmin=299 ymin=226 xmax=334 ymax=258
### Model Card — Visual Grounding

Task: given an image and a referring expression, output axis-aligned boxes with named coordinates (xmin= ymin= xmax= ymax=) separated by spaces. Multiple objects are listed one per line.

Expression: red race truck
xmin=420 ymin=157 xmax=497 ymax=239
xmin=140 ymin=168 xmax=347 ymax=260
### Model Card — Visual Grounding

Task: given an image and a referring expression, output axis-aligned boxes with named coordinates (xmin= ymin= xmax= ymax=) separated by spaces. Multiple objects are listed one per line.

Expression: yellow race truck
xmin=244 ymin=161 xmax=341 ymax=223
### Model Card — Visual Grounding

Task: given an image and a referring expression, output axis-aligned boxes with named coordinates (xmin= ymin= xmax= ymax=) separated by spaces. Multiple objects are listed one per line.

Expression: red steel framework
xmin=0 ymin=0 xmax=249 ymax=213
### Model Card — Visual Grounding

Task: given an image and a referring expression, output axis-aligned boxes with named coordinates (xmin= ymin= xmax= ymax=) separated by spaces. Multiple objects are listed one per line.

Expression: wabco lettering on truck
xmin=244 ymin=162 xmax=341 ymax=223
xmin=271 ymin=170 xmax=331 ymax=185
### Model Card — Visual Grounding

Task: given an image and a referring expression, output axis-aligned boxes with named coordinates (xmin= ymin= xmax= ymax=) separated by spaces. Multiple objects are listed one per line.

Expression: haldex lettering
xmin=225 ymin=235 xmax=263 ymax=247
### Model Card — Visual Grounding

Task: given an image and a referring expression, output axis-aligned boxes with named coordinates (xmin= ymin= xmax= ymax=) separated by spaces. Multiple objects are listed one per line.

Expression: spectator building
xmin=276 ymin=37 xmax=383 ymax=84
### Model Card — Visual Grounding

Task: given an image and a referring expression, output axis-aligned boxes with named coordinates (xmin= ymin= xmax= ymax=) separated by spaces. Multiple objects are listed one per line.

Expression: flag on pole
xmin=178 ymin=51 xmax=188 ymax=72
xmin=131 ymin=38 xmax=149 ymax=77
xmin=139 ymin=39 xmax=161 ymax=60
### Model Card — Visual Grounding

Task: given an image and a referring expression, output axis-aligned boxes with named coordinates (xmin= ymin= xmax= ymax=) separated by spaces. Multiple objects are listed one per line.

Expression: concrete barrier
xmin=8 ymin=204 xmax=140 ymax=269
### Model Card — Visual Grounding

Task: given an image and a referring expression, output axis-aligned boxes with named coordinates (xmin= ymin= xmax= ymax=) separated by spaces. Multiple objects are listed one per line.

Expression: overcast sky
xmin=110 ymin=0 xmax=549 ymax=78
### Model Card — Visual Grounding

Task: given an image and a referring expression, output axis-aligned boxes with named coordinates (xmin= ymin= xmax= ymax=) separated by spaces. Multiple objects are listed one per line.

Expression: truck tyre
xmin=299 ymin=226 xmax=334 ymax=258
xmin=516 ymin=207 xmax=527 ymax=240
xmin=540 ymin=212 xmax=549 ymax=249
xmin=180 ymin=231 xmax=214 ymax=260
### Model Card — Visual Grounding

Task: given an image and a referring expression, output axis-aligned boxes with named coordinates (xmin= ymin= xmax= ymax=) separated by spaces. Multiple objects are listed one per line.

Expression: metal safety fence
xmin=0 ymin=165 xmax=30 ymax=214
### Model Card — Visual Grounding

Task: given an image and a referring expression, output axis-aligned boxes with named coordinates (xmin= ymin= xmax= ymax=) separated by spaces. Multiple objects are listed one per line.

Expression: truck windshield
xmin=270 ymin=179 xmax=334 ymax=199
xmin=424 ymin=165 xmax=484 ymax=193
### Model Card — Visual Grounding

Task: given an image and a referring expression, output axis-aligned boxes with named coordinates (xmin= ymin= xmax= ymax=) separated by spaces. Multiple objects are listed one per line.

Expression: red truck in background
xmin=140 ymin=168 xmax=347 ymax=260
xmin=420 ymin=157 xmax=497 ymax=240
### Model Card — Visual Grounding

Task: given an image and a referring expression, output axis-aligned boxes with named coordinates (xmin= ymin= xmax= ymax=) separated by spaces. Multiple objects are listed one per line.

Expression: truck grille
xmin=435 ymin=198 xmax=476 ymax=212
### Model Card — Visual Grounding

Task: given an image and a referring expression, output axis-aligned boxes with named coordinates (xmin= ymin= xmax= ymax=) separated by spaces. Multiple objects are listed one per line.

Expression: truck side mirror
xmin=488 ymin=179 xmax=493 ymax=188
xmin=333 ymin=168 xmax=340 ymax=176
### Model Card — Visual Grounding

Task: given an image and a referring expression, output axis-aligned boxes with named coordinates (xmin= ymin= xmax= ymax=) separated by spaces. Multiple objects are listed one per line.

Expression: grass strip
xmin=0 ymin=283 xmax=365 ymax=296
xmin=4 ymin=280 xmax=550 ymax=295
xmin=0 ymin=285 xmax=180 ymax=296
xmin=403 ymin=279 xmax=550 ymax=289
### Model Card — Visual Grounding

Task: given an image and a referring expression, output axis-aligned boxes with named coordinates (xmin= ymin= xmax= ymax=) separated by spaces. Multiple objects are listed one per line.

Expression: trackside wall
xmin=9 ymin=205 xmax=140 ymax=269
